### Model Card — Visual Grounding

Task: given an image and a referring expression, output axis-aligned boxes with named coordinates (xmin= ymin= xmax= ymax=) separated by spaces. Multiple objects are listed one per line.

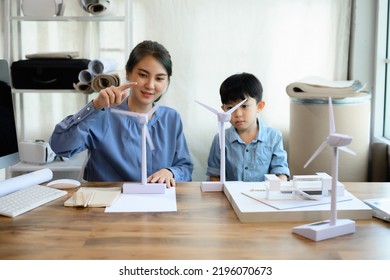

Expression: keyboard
xmin=0 ymin=185 xmax=67 ymax=218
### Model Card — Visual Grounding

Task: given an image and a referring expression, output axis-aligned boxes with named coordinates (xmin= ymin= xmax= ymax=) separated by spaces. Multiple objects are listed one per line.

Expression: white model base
xmin=200 ymin=181 xmax=224 ymax=192
xmin=122 ymin=183 xmax=166 ymax=194
xmin=292 ymin=219 xmax=355 ymax=241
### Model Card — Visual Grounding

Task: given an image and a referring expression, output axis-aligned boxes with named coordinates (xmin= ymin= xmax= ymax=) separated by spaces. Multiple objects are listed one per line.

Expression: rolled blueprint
xmin=73 ymin=82 xmax=94 ymax=94
xmin=0 ymin=168 xmax=53 ymax=197
xmin=91 ymin=72 xmax=120 ymax=92
xmin=75 ymin=58 xmax=118 ymax=93
xmin=78 ymin=69 xmax=93 ymax=83
xmin=88 ymin=58 xmax=118 ymax=76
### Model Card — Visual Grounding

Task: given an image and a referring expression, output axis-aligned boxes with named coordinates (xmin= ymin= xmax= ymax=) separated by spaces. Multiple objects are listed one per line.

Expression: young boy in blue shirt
xmin=206 ymin=72 xmax=290 ymax=182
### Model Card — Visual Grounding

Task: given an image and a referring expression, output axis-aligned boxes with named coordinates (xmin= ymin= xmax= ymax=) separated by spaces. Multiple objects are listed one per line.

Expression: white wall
xmin=132 ymin=0 xmax=351 ymax=180
xmin=1 ymin=0 xmax=354 ymax=181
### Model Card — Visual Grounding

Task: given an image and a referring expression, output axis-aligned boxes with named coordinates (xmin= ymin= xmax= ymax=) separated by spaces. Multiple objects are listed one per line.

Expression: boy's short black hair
xmin=219 ymin=72 xmax=263 ymax=104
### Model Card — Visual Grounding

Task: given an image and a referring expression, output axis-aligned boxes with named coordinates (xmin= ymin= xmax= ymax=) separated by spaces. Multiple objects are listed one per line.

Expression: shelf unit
xmin=2 ymin=0 xmax=132 ymax=179
xmin=4 ymin=1 xmax=132 ymax=62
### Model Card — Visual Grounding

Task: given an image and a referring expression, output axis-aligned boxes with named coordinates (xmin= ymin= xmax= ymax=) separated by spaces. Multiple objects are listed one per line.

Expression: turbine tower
xmin=292 ymin=97 xmax=356 ymax=241
xmin=111 ymin=104 xmax=166 ymax=194
xmin=195 ymin=99 xmax=247 ymax=191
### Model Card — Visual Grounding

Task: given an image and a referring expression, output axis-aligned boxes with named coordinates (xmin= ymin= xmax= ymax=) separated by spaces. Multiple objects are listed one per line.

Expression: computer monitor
xmin=0 ymin=59 xmax=19 ymax=169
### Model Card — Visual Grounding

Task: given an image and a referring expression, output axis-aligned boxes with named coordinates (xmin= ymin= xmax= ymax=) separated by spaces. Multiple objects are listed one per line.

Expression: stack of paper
xmin=64 ymin=187 xmax=121 ymax=208
xmin=286 ymin=76 xmax=367 ymax=99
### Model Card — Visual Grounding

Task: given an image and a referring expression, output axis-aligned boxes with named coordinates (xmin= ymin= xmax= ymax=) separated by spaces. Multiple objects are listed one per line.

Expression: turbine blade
xmin=328 ymin=97 xmax=336 ymax=134
xmin=195 ymin=100 xmax=219 ymax=114
xmin=339 ymin=146 xmax=356 ymax=156
xmin=226 ymin=98 xmax=247 ymax=114
xmin=111 ymin=108 xmax=139 ymax=118
xmin=148 ymin=103 xmax=160 ymax=116
xmin=304 ymin=141 xmax=328 ymax=168
xmin=145 ymin=129 xmax=155 ymax=150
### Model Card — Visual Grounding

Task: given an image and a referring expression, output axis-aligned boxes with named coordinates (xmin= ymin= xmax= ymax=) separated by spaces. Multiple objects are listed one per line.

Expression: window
xmin=385 ymin=0 xmax=390 ymax=139
xmin=375 ymin=0 xmax=390 ymax=142
xmin=383 ymin=0 xmax=390 ymax=140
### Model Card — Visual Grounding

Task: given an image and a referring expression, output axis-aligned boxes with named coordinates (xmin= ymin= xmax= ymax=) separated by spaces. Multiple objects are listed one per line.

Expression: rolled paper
xmin=80 ymin=0 xmax=111 ymax=15
xmin=0 ymin=168 xmax=53 ymax=197
xmin=73 ymin=82 xmax=94 ymax=94
xmin=91 ymin=72 xmax=120 ymax=92
xmin=88 ymin=58 xmax=118 ymax=76
xmin=78 ymin=69 xmax=93 ymax=83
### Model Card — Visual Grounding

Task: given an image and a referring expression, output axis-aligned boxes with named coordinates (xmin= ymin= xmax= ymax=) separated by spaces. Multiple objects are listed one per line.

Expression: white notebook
xmin=364 ymin=197 xmax=390 ymax=222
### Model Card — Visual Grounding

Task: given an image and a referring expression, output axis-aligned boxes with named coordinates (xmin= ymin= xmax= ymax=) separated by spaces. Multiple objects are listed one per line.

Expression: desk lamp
xmin=195 ymin=99 xmax=247 ymax=191
xmin=111 ymin=104 xmax=166 ymax=194
xmin=292 ymin=97 xmax=356 ymax=241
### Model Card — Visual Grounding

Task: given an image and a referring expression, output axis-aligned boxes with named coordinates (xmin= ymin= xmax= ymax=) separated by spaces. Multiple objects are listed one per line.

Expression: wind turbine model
xmin=195 ymin=99 xmax=247 ymax=191
xmin=111 ymin=104 xmax=166 ymax=194
xmin=292 ymin=97 xmax=356 ymax=241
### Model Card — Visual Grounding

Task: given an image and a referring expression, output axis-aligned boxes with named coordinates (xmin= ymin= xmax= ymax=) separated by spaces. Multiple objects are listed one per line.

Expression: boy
xmin=206 ymin=72 xmax=290 ymax=181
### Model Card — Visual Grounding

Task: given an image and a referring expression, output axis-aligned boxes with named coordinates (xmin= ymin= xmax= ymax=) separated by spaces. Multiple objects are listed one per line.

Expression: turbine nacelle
xmin=327 ymin=133 xmax=352 ymax=147
xmin=218 ymin=113 xmax=232 ymax=123
xmin=195 ymin=98 xmax=247 ymax=122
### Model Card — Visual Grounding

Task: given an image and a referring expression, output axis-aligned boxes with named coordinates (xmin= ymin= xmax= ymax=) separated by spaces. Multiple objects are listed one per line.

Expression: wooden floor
xmin=0 ymin=182 xmax=389 ymax=260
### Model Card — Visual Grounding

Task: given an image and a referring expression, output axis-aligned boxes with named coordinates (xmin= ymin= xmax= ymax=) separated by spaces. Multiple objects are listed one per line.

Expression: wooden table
xmin=0 ymin=182 xmax=389 ymax=260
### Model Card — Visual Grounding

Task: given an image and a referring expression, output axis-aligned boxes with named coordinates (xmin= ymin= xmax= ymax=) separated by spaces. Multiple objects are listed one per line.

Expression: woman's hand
xmin=147 ymin=168 xmax=175 ymax=188
xmin=92 ymin=82 xmax=137 ymax=110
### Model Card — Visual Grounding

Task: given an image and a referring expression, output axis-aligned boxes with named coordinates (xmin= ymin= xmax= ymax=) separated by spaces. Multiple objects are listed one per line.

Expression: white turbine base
xmin=122 ymin=183 xmax=166 ymax=194
xmin=200 ymin=181 xmax=224 ymax=192
xmin=292 ymin=219 xmax=355 ymax=241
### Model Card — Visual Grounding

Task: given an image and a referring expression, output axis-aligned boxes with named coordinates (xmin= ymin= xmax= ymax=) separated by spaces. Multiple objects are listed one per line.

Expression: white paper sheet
xmin=105 ymin=187 xmax=177 ymax=212
xmin=242 ymin=190 xmax=352 ymax=210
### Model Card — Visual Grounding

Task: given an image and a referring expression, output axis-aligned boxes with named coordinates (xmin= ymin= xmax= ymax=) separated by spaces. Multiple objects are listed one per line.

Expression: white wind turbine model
xmin=195 ymin=99 xmax=247 ymax=191
xmin=292 ymin=97 xmax=356 ymax=241
xmin=111 ymin=104 xmax=166 ymax=194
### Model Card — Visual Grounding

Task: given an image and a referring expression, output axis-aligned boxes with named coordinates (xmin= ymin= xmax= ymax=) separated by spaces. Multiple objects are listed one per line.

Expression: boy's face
xmin=222 ymin=97 xmax=265 ymax=132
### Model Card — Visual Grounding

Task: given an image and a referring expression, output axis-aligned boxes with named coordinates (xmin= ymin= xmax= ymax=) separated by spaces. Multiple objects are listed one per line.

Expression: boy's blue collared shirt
xmin=207 ymin=119 xmax=290 ymax=181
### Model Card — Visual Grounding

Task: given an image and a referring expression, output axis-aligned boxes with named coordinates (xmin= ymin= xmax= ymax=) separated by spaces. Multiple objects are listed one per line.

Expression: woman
xmin=50 ymin=40 xmax=193 ymax=187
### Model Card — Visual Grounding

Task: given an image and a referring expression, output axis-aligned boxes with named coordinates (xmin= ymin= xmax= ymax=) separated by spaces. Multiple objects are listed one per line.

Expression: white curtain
xmin=4 ymin=0 xmax=351 ymax=181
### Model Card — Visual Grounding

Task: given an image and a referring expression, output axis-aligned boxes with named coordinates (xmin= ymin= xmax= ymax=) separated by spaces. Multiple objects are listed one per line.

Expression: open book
xmin=286 ymin=76 xmax=367 ymax=99
xmin=64 ymin=187 xmax=121 ymax=208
